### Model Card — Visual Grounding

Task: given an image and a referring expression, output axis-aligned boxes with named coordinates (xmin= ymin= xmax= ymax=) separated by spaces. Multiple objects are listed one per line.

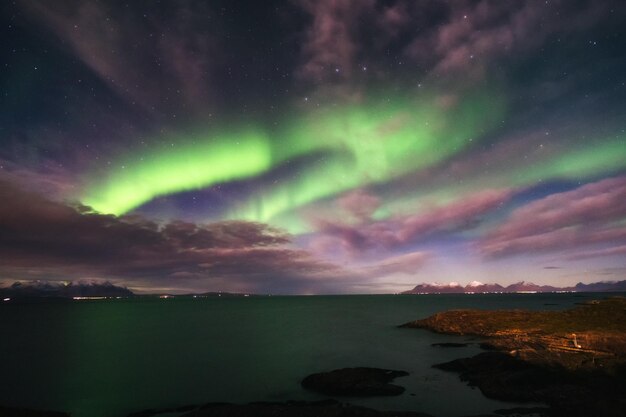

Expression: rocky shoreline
xmin=401 ymin=297 xmax=626 ymax=417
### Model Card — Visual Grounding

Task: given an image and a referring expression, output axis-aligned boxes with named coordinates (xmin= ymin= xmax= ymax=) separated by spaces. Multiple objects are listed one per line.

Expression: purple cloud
xmin=296 ymin=0 xmax=371 ymax=82
xmin=0 ymin=179 xmax=352 ymax=294
xmin=0 ymin=178 xmax=433 ymax=293
xmin=337 ymin=190 xmax=381 ymax=222
xmin=406 ymin=0 xmax=610 ymax=79
xmin=359 ymin=251 xmax=430 ymax=277
xmin=294 ymin=0 xmax=616 ymax=91
xmin=562 ymin=245 xmax=626 ymax=261
xmin=396 ymin=189 xmax=513 ymax=242
xmin=23 ymin=0 xmax=217 ymax=115
xmin=312 ymin=188 xmax=514 ymax=255
xmin=481 ymin=176 xmax=626 ymax=258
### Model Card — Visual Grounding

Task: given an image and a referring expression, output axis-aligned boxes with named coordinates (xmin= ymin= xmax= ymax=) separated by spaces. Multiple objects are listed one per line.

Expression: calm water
xmin=0 ymin=293 xmax=600 ymax=417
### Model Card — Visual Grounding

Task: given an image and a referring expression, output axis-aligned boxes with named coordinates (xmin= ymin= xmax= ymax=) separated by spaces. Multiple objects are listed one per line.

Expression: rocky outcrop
xmin=433 ymin=352 xmax=626 ymax=417
xmin=401 ymin=297 xmax=626 ymax=417
xmin=401 ymin=297 xmax=626 ymax=370
xmin=301 ymin=367 xmax=409 ymax=396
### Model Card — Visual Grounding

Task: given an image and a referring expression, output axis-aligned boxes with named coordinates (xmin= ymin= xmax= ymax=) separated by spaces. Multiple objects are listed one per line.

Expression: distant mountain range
xmin=0 ymin=280 xmax=134 ymax=298
xmin=0 ymin=281 xmax=259 ymax=299
xmin=3 ymin=279 xmax=625 ymax=299
xmin=402 ymin=280 xmax=626 ymax=294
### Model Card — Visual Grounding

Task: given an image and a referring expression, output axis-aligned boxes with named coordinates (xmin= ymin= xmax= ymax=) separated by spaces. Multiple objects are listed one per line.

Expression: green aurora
xmin=82 ymin=129 xmax=273 ymax=215
xmin=82 ymin=89 xmax=506 ymax=220
xmin=80 ymin=87 xmax=626 ymax=235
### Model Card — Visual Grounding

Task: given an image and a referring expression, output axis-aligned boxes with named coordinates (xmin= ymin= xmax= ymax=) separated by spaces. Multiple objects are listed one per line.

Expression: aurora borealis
xmin=85 ymin=88 xmax=505 ymax=225
xmin=1 ymin=0 xmax=625 ymax=293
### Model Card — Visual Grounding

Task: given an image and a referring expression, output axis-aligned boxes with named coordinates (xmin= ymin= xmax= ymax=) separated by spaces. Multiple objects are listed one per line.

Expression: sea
xmin=0 ymin=293 xmax=610 ymax=417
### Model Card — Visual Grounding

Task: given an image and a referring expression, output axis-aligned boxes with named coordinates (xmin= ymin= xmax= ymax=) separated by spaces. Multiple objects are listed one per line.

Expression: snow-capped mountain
xmin=405 ymin=281 xmax=465 ymax=294
xmin=401 ymin=280 xmax=626 ymax=294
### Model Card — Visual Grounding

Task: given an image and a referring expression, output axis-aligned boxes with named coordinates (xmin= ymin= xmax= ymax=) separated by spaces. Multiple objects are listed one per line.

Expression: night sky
xmin=1 ymin=0 xmax=625 ymax=294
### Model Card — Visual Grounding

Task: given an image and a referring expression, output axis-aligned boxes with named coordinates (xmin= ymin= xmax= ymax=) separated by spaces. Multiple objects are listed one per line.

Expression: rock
xmin=434 ymin=352 xmax=626 ymax=416
xmin=403 ymin=298 xmax=626 ymax=417
xmin=401 ymin=297 xmax=626 ymax=371
xmin=434 ymin=352 xmax=557 ymax=402
xmin=478 ymin=343 xmax=499 ymax=351
xmin=301 ymin=367 xmax=409 ymax=396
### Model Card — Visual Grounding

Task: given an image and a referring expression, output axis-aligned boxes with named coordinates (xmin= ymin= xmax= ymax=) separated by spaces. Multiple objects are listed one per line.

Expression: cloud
xmin=293 ymin=0 xmax=431 ymax=95
xmin=337 ymin=190 xmax=381 ymax=222
xmin=0 ymin=179 xmax=352 ymax=294
xmin=295 ymin=0 xmax=374 ymax=83
xmin=481 ymin=176 xmax=626 ymax=258
xmin=396 ymin=189 xmax=513 ymax=241
xmin=406 ymin=0 xmax=611 ymax=79
xmin=22 ymin=0 xmax=217 ymax=115
xmin=0 ymin=179 xmax=438 ymax=293
xmin=294 ymin=0 xmax=617 ymax=90
xmin=0 ymin=159 xmax=77 ymax=200
xmin=561 ymin=245 xmax=626 ymax=261
xmin=484 ymin=225 xmax=626 ymax=259
xmin=313 ymin=188 xmax=514 ymax=255
xmin=359 ymin=251 xmax=430 ymax=277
